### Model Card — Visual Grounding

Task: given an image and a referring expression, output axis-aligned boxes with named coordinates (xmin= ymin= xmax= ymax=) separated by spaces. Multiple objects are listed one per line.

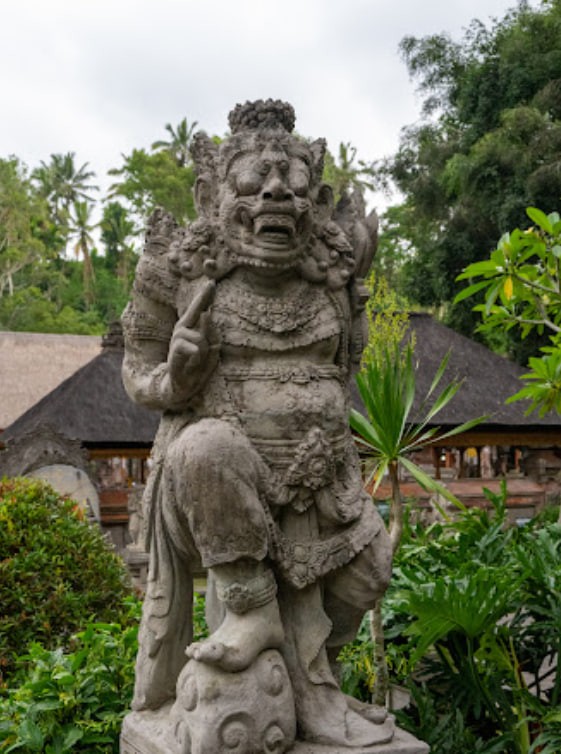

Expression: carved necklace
xmin=215 ymin=275 xmax=326 ymax=334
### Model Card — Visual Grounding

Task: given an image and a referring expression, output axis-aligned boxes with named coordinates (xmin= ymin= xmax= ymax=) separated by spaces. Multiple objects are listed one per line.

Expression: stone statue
xmin=120 ymin=100 xmax=428 ymax=754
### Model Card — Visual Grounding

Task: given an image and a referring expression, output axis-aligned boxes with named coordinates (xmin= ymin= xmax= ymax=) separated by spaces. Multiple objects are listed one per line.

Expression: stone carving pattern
xmin=120 ymin=99 xmax=428 ymax=754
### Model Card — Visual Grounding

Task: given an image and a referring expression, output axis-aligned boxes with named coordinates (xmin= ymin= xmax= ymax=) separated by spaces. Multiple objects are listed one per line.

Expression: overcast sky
xmin=2 ymin=0 xmax=538 ymax=210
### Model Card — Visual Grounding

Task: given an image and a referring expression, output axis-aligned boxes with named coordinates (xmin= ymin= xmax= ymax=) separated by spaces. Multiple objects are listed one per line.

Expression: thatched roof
xmin=4 ymin=313 xmax=560 ymax=451
xmin=1 ymin=328 xmax=159 ymax=448
xmin=0 ymin=331 xmax=100 ymax=430
xmin=351 ymin=312 xmax=561 ymax=445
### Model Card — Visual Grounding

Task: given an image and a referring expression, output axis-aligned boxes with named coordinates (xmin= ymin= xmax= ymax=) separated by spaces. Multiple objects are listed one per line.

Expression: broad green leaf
xmin=527 ymin=206 xmax=553 ymax=234
xmin=453 ymin=279 xmax=493 ymax=303
xmin=17 ymin=719 xmax=44 ymax=751
xmin=62 ymin=727 xmax=83 ymax=749
xmin=349 ymin=408 xmax=383 ymax=450
xmin=456 ymin=260 xmax=500 ymax=280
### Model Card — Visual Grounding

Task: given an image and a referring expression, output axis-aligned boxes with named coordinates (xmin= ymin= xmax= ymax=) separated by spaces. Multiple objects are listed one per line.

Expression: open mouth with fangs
xmin=252 ymin=213 xmax=296 ymax=249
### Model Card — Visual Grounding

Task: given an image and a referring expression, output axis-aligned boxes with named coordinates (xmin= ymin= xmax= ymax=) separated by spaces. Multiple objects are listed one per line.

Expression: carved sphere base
xmin=121 ymin=649 xmax=296 ymax=754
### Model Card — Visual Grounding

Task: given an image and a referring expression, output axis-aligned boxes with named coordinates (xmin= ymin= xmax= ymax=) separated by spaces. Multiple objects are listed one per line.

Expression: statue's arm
xmin=122 ymin=280 xmax=218 ymax=412
xmin=122 ymin=293 xmax=180 ymax=411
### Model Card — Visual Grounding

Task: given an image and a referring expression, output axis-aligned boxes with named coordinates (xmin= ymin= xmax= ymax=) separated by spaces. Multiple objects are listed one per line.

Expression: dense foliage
xmin=0 ymin=611 xmax=139 ymax=754
xmin=0 ymin=592 xmax=208 ymax=753
xmin=339 ymin=490 xmax=561 ymax=754
xmin=0 ymin=478 xmax=132 ymax=684
xmin=376 ymin=0 xmax=561 ymax=356
xmin=457 ymin=205 xmax=561 ymax=415
xmin=0 ymin=116 xmax=201 ymax=334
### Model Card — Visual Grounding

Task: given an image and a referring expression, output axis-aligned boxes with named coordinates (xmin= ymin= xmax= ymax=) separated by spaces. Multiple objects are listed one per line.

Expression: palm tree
xmin=151 ymin=118 xmax=198 ymax=167
xmin=100 ymin=201 xmax=137 ymax=282
xmin=323 ymin=142 xmax=376 ymax=203
xmin=70 ymin=200 xmax=96 ymax=305
xmin=33 ymin=153 xmax=98 ymax=220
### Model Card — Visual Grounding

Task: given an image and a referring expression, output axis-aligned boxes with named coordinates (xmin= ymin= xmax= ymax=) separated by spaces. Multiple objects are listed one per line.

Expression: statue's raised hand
xmin=165 ymin=280 xmax=219 ymax=404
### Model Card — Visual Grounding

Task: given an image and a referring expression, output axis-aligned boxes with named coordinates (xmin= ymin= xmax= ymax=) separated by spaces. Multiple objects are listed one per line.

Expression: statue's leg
xmin=132 ymin=464 xmax=196 ymax=711
xmin=165 ymin=418 xmax=284 ymax=672
xmin=323 ymin=524 xmax=392 ymax=661
xmin=187 ymin=558 xmax=284 ymax=670
xmin=278 ymin=575 xmax=395 ymax=748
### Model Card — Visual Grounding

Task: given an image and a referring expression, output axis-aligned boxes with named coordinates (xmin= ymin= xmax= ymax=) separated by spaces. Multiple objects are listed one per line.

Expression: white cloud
xmin=1 ymin=0 xmax=540 ymax=212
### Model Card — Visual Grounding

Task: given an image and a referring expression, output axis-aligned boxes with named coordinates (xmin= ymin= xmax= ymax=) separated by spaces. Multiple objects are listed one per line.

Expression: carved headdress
xmin=143 ymin=100 xmax=375 ymax=293
xmin=191 ymin=100 xmax=326 ymax=187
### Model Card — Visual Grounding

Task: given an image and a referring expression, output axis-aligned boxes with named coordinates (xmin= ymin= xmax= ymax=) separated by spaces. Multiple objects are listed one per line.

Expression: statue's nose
xmin=262 ymin=171 xmax=294 ymax=201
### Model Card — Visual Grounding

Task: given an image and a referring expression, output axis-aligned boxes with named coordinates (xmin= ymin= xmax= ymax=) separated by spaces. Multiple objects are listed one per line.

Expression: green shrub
xmin=386 ymin=486 xmax=561 ymax=754
xmin=0 ymin=601 xmax=140 ymax=753
xmin=0 ymin=477 xmax=132 ymax=684
xmin=338 ymin=486 xmax=561 ymax=754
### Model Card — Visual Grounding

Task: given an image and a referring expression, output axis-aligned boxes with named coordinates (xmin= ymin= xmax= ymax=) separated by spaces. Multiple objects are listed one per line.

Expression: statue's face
xmin=217 ymin=139 xmax=315 ymax=268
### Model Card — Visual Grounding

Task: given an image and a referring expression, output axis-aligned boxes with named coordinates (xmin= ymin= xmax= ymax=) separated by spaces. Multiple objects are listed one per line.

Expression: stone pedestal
xmin=289 ymin=730 xmax=429 ymax=753
xmin=121 ymin=712 xmax=428 ymax=754
xmin=121 ymin=651 xmax=429 ymax=754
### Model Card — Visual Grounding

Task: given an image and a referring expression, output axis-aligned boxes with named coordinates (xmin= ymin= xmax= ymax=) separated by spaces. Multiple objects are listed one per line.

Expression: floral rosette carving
xmin=277 ymin=427 xmax=336 ymax=513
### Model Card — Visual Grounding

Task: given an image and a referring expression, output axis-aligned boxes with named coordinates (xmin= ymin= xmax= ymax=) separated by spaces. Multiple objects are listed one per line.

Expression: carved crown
xmin=228 ymin=99 xmax=295 ymax=134
xmin=191 ymin=99 xmax=325 ymax=188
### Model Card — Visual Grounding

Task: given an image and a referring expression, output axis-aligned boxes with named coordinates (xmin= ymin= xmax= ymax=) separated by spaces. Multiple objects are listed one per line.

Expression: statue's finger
xmin=177 ymin=279 xmax=216 ymax=329
xmin=170 ymin=340 xmax=200 ymax=366
xmin=172 ymin=327 xmax=204 ymax=345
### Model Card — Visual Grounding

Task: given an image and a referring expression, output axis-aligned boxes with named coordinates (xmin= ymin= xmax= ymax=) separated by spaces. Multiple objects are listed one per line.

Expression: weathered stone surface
xmin=121 ymin=713 xmax=428 ymax=754
xmin=120 ymin=99 xmax=428 ymax=752
xmin=289 ymin=729 xmax=429 ymax=754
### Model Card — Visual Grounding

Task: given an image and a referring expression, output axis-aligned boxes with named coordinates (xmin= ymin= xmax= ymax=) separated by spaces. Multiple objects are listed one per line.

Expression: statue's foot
xmin=347 ymin=694 xmax=388 ymax=724
xmin=316 ymin=706 xmax=392 ymax=748
xmin=186 ymin=599 xmax=284 ymax=672
xmin=299 ymin=685 xmax=394 ymax=748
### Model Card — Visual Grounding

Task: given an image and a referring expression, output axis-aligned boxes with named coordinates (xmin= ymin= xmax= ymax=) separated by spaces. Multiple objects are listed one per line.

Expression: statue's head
xmin=191 ymin=100 xmax=332 ymax=271
xmin=165 ymin=100 xmax=355 ymax=288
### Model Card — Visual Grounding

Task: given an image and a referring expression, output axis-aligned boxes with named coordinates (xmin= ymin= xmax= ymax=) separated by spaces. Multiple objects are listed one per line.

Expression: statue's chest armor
xmin=210 ymin=277 xmax=342 ymax=355
xmin=201 ymin=277 xmax=348 ymax=440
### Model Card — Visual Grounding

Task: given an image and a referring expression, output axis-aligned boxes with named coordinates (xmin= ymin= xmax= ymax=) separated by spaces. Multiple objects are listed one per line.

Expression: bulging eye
xmin=235 ymin=172 xmax=262 ymax=196
xmin=291 ymin=174 xmax=310 ymax=197
xmin=289 ymin=162 xmax=311 ymax=197
xmin=258 ymin=160 xmax=272 ymax=176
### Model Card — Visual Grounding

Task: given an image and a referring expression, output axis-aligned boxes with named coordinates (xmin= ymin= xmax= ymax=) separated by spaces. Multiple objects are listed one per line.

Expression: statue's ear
xmin=315 ymin=182 xmax=333 ymax=224
xmin=194 ymin=175 xmax=214 ymax=217
xmin=191 ymin=131 xmax=218 ymax=217
xmin=309 ymin=138 xmax=326 ymax=180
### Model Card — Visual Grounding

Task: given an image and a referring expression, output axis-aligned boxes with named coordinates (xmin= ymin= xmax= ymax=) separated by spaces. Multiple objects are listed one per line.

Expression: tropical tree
xmin=323 ymin=142 xmax=376 ymax=205
xmin=100 ymin=201 xmax=137 ymax=283
xmin=0 ymin=158 xmax=50 ymax=298
xmin=32 ymin=152 xmax=98 ymax=222
xmin=375 ymin=0 xmax=561 ymax=343
xmin=108 ymin=148 xmax=196 ymax=224
xmin=151 ymin=117 xmax=198 ymax=168
xmin=69 ymin=200 xmax=96 ymax=305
